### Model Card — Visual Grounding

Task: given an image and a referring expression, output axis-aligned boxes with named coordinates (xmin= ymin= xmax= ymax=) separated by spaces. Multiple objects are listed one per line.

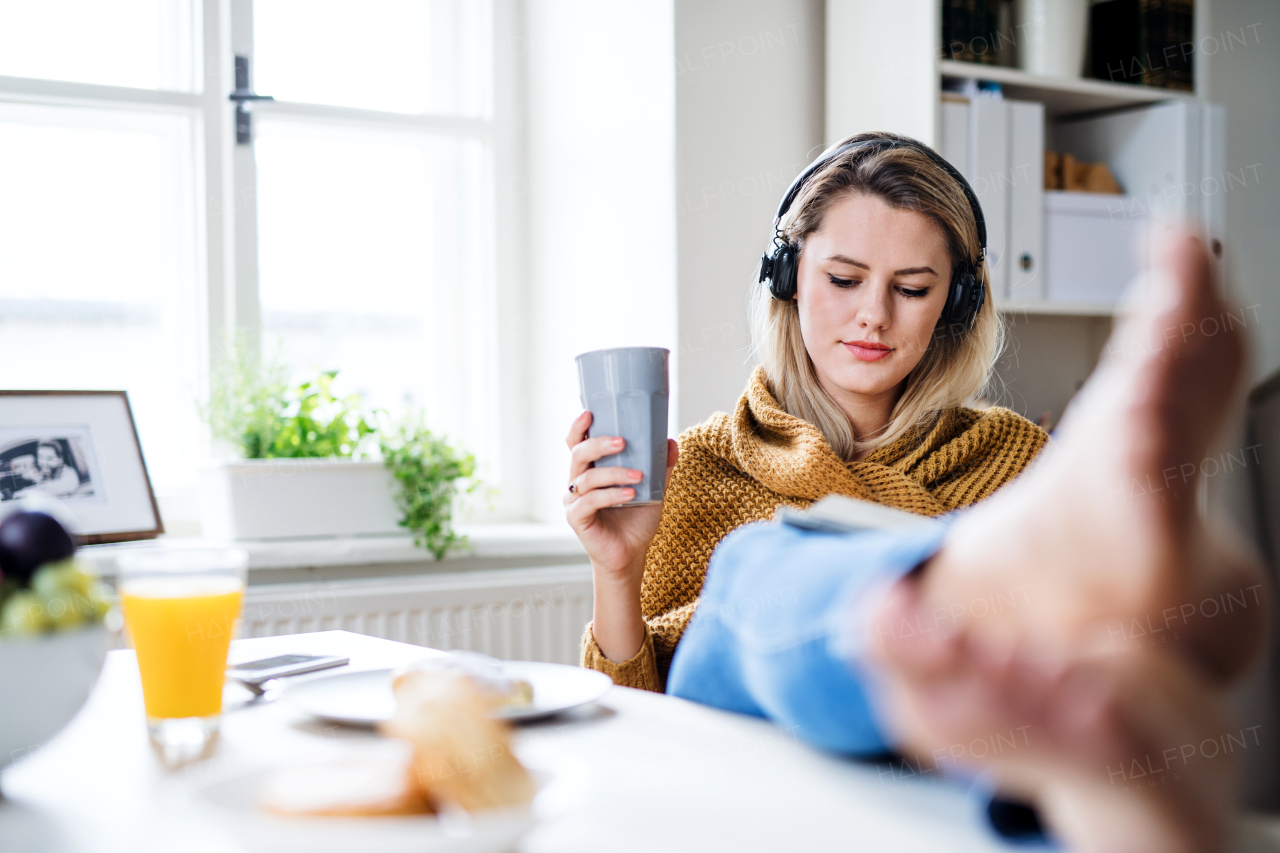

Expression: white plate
xmin=182 ymin=761 xmax=543 ymax=853
xmin=283 ymin=661 xmax=612 ymax=726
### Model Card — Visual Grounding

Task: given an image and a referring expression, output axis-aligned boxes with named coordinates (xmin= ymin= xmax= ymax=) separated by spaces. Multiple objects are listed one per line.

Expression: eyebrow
xmin=825 ymin=255 xmax=938 ymax=277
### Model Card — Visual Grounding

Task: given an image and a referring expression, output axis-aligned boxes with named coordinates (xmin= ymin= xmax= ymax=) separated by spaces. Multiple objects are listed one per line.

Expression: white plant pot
xmin=198 ymin=459 xmax=402 ymax=541
xmin=0 ymin=626 xmax=109 ymax=773
xmin=1017 ymin=0 xmax=1089 ymax=78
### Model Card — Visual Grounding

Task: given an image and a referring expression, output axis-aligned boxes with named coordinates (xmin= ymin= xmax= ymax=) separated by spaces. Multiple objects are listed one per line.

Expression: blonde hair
xmin=749 ymin=132 xmax=1004 ymax=461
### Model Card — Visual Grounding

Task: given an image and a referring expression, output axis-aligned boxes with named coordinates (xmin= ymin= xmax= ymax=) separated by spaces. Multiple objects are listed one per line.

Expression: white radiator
xmin=241 ymin=565 xmax=593 ymax=665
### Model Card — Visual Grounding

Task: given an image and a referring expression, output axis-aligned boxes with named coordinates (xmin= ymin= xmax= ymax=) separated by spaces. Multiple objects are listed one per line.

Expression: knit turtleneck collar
xmin=717 ymin=366 xmax=968 ymax=511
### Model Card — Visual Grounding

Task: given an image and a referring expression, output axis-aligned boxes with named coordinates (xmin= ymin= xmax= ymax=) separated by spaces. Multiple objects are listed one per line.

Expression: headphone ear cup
xmin=769 ymin=243 xmax=799 ymax=301
xmin=968 ymin=266 xmax=986 ymax=327
xmin=942 ymin=268 xmax=975 ymax=328
xmin=758 ymin=252 xmax=775 ymax=285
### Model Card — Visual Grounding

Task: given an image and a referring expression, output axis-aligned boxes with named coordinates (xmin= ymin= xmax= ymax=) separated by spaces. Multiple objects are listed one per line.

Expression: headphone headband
xmin=759 ymin=134 xmax=988 ymax=330
xmin=774 ymin=136 xmax=987 ymax=255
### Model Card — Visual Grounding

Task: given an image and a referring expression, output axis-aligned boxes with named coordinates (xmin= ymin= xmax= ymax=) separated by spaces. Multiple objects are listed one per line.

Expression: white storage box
xmin=1042 ymin=190 xmax=1148 ymax=305
xmin=198 ymin=459 xmax=401 ymax=541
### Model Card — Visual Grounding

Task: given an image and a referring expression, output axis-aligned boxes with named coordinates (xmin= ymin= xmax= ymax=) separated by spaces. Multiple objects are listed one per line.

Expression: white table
xmin=3 ymin=630 xmax=1279 ymax=852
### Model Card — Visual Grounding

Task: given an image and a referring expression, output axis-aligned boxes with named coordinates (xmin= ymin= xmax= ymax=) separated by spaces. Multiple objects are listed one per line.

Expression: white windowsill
xmin=84 ymin=522 xmax=587 ymax=577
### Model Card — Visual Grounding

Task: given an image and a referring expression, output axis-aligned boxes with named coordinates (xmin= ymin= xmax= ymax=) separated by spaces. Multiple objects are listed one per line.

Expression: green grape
xmin=31 ymin=559 xmax=95 ymax=599
xmin=29 ymin=564 xmax=59 ymax=599
xmin=66 ymin=559 xmax=98 ymax=596
xmin=89 ymin=581 xmax=114 ymax=619
xmin=31 ymin=559 xmax=104 ymax=631
xmin=1 ymin=590 xmax=50 ymax=640
xmin=44 ymin=591 xmax=87 ymax=631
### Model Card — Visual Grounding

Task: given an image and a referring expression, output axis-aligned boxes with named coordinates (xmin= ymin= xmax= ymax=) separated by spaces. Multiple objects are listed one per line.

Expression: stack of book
xmin=941 ymin=0 xmax=1012 ymax=65
xmin=1089 ymin=0 xmax=1195 ymax=90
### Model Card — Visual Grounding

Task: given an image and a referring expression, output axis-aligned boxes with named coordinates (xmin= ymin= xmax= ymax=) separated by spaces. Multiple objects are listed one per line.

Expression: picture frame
xmin=0 ymin=391 xmax=163 ymax=545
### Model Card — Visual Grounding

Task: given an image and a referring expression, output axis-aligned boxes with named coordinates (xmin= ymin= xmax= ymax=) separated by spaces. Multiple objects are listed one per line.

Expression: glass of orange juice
xmin=117 ymin=546 xmax=248 ymax=766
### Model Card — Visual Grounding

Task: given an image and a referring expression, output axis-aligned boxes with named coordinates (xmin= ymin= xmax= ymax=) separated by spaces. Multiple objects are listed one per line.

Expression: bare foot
xmin=871 ymin=593 xmax=1239 ymax=853
xmin=911 ymin=225 xmax=1263 ymax=676
xmin=868 ymin=225 xmax=1269 ymax=852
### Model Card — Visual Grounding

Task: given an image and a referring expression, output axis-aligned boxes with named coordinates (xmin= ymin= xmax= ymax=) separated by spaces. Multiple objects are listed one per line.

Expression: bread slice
xmin=258 ymin=755 xmax=433 ymax=817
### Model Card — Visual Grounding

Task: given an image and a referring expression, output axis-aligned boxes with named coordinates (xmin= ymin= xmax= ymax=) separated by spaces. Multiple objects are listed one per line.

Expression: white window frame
xmin=0 ymin=0 xmax=532 ymax=530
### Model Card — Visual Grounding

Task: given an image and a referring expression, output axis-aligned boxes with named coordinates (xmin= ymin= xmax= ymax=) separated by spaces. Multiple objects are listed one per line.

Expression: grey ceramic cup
xmin=575 ymin=346 xmax=670 ymax=506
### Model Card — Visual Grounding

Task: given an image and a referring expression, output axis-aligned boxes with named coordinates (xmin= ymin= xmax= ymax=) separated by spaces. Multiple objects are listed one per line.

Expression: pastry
xmin=393 ymin=652 xmax=533 ymax=710
xmin=380 ymin=668 xmax=536 ymax=812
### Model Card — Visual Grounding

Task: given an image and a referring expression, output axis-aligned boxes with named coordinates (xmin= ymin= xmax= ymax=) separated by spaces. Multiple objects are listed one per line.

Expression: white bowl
xmin=0 ymin=626 xmax=109 ymax=772
xmin=184 ymin=762 xmax=544 ymax=853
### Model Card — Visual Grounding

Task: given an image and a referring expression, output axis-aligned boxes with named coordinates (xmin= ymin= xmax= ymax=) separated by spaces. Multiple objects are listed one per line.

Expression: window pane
xmin=0 ymin=0 xmax=197 ymax=91
xmin=0 ymin=103 xmax=202 ymax=495
xmin=255 ymin=118 xmax=497 ymax=469
xmin=254 ymin=0 xmax=492 ymax=116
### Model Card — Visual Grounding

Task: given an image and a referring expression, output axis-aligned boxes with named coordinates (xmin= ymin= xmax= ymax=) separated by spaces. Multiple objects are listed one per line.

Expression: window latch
xmin=229 ymin=55 xmax=274 ymax=145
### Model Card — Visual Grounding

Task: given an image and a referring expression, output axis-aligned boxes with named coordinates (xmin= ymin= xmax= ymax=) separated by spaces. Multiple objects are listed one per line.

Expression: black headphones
xmin=758 ymin=136 xmax=988 ymax=330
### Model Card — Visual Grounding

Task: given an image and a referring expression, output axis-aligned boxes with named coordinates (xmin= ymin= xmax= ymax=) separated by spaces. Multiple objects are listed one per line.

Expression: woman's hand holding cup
xmin=564 ymin=410 xmax=678 ymax=585
xmin=569 ymin=345 xmax=672 ymax=663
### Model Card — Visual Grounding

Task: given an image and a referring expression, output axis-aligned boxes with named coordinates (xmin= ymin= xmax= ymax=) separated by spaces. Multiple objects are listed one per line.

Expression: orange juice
xmin=121 ymin=576 xmax=244 ymax=719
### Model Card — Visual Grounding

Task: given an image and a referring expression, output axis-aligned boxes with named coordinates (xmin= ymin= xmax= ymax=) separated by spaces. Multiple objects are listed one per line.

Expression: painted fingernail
xmin=612 ymin=438 xmax=624 ymax=447
xmin=629 ymin=470 xmax=642 ymax=481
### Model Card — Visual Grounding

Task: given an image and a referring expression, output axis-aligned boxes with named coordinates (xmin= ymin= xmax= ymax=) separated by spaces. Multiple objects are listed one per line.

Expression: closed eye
xmin=828 ymin=273 xmax=858 ymax=287
xmin=897 ymin=286 xmax=929 ymax=298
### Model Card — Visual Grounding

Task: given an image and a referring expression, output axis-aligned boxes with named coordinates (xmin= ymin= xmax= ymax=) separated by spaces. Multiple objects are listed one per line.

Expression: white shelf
xmin=939 ymin=60 xmax=1194 ymax=119
xmin=999 ymin=300 xmax=1115 ymax=317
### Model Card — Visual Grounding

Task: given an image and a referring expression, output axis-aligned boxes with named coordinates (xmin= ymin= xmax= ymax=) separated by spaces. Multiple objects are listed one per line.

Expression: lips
xmin=842 ymin=340 xmax=893 ymax=362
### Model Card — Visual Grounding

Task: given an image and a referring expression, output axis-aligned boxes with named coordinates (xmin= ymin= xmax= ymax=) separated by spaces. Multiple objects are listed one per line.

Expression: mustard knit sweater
xmin=580 ymin=366 xmax=1049 ymax=692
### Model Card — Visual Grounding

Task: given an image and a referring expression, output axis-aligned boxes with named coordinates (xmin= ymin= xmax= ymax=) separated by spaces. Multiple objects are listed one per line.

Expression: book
xmin=1140 ymin=0 xmax=1170 ymax=87
xmin=777 ymin=495 xmax=928 ymax=534
xmin=1141 ymin=0 xmax=1194 ymax=91
xmin=942 ymin=0 xmax=1011 ymax=65
xmin=1089 ymin=0 xmax=1194 ymax=91
xmin=1090 ymin=0 xmax=1142 ymax=85
xmin=942 ymin=0 xmax=977 ymax=62
xmin=1166 ymin=0 xmax=1195 ymax=91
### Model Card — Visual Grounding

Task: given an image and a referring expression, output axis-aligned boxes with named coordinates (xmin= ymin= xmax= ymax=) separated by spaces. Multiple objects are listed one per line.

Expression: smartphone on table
xmin=226 ymin=653 xmax=349 ymax=687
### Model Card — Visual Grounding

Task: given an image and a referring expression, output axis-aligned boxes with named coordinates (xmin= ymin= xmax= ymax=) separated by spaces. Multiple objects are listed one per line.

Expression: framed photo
xmin=0 ymin=391 xmax=163 ymax=544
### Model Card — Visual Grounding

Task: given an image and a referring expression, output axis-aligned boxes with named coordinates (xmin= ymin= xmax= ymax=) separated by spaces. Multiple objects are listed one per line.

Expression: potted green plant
xmin=197 ymin=347 xmax=477 ymax=557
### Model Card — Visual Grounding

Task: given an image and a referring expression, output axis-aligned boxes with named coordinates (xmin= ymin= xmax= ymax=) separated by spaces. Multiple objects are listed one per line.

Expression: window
xmin=0 ymin=0 xmax=203 ymax=516
xmin=0 ymin=0 xmax=524 ymax=527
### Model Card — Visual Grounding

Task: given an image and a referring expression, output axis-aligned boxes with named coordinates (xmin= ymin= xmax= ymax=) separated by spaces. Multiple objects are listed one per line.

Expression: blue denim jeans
xmin=667 ymin=519 xmax=1054 ymax=847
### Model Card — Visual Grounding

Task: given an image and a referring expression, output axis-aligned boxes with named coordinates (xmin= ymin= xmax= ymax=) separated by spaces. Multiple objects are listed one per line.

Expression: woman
xmin=565 ymin=132 xmax=1049 ymax=691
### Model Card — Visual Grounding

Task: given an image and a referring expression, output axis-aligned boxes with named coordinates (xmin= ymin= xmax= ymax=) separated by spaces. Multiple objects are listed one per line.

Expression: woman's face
xmin=795 ymin=192 xmax=953 ymax=410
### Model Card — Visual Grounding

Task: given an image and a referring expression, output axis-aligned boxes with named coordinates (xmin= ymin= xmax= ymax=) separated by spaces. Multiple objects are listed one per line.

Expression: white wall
xmin=825 ymin=0 xmax=937 ymax=145
xmin=1202 ymin=0 xmax=1280 ymax=385
xmin=673 ymin=0 xmax=826 ymax=430
xmin=523 ymin=0 xmax=677 ymax=522
xmin=520 ymin=0 xmax=826 ymax=522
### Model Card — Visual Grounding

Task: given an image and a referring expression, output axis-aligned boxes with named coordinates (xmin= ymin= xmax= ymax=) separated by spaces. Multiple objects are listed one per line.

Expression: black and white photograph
xmin=0 ymin=429 xmax=101 ymax=502
xmin=0 ymin=391 xmax=160 ymax=543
